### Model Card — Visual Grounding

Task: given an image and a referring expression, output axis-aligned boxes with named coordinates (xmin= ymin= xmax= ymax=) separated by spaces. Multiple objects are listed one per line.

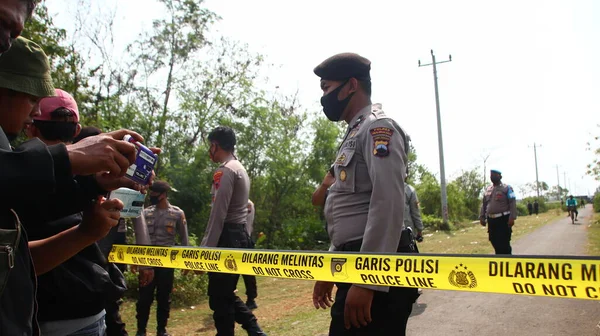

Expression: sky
xmin=45 ymin=0 xmax=600 ymax=196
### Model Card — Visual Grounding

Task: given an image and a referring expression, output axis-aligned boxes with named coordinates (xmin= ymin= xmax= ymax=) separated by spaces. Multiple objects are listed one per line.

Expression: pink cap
xmin=37 ymin=88 xmax=79 ymax=122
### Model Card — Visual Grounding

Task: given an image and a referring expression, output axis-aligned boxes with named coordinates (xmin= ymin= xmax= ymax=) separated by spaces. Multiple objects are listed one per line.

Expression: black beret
xmin=150 ymin=180 xmax=171 ymax=193
xmin=314 ymin=53 xmax=371 ymax=81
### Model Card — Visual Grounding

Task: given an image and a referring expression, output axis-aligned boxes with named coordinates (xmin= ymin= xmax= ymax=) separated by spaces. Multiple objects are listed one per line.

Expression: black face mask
xmin=320 ymin=80 xmax=354 ymax=122
xmin=149 ymin=196 xmax=161 ymax=205
xmin=491 ymin=176 xmax=501 ymax=184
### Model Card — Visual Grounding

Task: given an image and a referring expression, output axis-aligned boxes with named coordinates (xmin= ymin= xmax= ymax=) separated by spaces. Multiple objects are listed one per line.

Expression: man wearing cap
xmin=23 ymin=88 xmax=129 ymax=336
xmin=480 ymin=169 xmax=517 ymax=254
xmin=202 ymin=126 xmax=266 ymax=336
xmin=312 ymin=53 xmax=417 ymax=335
xmin=134 ymin=180 xmax=189 ymax=336
xmin=0 ymin=36 xmax=155 ymax=336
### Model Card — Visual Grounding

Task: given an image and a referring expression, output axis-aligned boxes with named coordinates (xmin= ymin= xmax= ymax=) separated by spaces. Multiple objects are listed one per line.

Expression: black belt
xmin=336 ymin=228 xmax=417 ymax=253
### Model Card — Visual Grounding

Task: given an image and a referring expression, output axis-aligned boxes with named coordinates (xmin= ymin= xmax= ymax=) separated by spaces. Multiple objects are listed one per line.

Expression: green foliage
xmin=421 ymin=215 xmax=445 ymax=231
xmin=516 ymin=203 xmax=528 ymax=216
xmin=415 ymin=167 xmax=484 ymax=223
xmin=594 ymin=193 xmax=600 ymax=213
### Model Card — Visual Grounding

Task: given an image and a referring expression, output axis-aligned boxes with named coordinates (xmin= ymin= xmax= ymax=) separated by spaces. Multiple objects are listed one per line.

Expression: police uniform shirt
xmin=324 ymin=104 xmax=408 ymax=289
xmin=201 ymin=157 xmax=250 ymax=247
xmin=480 ymin=183 xmax=518 ymax=220
xmin=404 ymin=184 xmax=424 ymax=232
xmin=135 ymin=204 xmax=189 ymax=246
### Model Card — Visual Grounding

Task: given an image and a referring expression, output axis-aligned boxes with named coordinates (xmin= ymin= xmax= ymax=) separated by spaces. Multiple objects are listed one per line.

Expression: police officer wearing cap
xmin=480 ymin=170 xmax=517 ymax=254
xmin=312 ymin=53 xmax=418 ymax=335
xmin=134 ymin=181 xmax=189 ymax=336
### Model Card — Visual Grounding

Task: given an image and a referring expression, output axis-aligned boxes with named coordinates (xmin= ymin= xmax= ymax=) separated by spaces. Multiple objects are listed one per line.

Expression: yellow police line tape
xmin=108 ymin=244 xmax=600 ymax=301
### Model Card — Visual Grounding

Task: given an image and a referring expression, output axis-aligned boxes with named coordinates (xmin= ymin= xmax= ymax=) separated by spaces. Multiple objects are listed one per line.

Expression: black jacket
xmin=28 ymin=213 xmax=126 ymax=322
xmin=0 ymin=127 xmax=106 ymax=336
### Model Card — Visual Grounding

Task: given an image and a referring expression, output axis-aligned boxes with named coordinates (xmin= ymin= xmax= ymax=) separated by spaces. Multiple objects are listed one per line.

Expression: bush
xmin=421 ymin=214 xmax=454 ymax=231
xmin=124 ymin=269 xmax=209 ymax=308
xmin=594 ymin=193 xmax=600 ymax=213
xmin=516 ymin=203 xmax=528 ymax=216
xmin=256 ymin=217 xmax=330 ymax=251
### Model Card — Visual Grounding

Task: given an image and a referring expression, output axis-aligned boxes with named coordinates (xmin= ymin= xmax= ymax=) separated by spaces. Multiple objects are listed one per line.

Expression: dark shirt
xmin=0 ymin=127 xmax=105 ymax=335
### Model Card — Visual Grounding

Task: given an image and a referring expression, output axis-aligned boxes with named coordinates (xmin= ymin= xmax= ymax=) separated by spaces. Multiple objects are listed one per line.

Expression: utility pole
xmin=419 ymin=50 xmax=452 ymax=226
xmin=529 ymin=143 xmax=541 ymax=199
xmin=482 ymin=153 xmax=491 ymax=188
xmin=556 ymin=165 xmax=560 ymax=200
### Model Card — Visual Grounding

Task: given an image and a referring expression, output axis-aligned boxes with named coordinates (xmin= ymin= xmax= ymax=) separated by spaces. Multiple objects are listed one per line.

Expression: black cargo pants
xmin=488 ymin=214 xmax=512 ymax=255
xmin=329 ymin=229 xmax=420 ymax=336
xmin=208 ymin=223 xmax=260 ymax=336
xmin=136 ymin=267 xmax=175 ymax=334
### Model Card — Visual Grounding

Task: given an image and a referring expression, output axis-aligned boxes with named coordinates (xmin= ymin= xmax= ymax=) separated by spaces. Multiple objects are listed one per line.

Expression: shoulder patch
xmin=370 ymin=127 xmax=394 ymax=157
xmin=213 ymin=170 xmax=224 ymax=190
xmin=507 ymin=185 xmax=516 ymax=199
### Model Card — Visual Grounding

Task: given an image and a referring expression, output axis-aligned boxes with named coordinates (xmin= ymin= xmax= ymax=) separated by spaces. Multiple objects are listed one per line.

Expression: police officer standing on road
xmin=134 ymin=181 xmax=189 ymax=336
xmin=201 ymin=126 xmax=266 ymax=336
xmin=480 ymin=170 xmax=517 ymax=254
xmin=311 ymin=53 xmax=418 ymax=335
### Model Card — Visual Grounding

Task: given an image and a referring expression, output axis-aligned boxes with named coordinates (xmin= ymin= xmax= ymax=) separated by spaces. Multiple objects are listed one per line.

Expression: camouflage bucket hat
xmin=0 ymin=37 xmax=55 ymax=98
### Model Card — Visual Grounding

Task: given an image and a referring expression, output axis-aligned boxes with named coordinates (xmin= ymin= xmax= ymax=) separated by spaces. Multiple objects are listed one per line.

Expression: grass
xmin=587 ymin=211 xmax=600 ymax=256
xmin=119 ymin=210 xmax=563 ymax=336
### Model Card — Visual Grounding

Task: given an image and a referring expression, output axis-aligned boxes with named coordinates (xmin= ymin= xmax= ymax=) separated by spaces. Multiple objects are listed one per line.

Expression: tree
xmin=128 ymin=0 xmax=219 ymax=172
xmin=451 ymin=168 xmax=485 ymax=219
xmin=587 ymin=128 xmax=600 ymax=180
xmin=305 ymin=116 xmax=344 ymax=185
xmin=22 ymin=4 xmax=90 ymax=108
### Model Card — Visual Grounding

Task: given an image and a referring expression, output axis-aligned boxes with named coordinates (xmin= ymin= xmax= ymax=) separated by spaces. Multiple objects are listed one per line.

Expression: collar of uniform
xmin=220 ymin=155 xmax=235 ymax=167
xmin=155 ymin=201 xmax=171 ymax=211
xmin=348 ymin=104 xmax=372 ymax=129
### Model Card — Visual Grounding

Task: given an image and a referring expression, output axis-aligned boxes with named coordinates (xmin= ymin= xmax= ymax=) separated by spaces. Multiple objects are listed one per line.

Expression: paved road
xmin=407 ymin=205 xmax=600 ymax=336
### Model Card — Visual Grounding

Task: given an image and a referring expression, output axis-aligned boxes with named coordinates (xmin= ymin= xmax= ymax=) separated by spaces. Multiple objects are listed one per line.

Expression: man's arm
xmin=480 ymin=192 xmax=487 ymax=223
xmin=178 ymin=211 xmax=190 ymax=246
xmin=201 ymin=168 xmax=235 ymax=247
xmin=507 ymin=186 xmax=517 ymax=220
xmin=409 ymin=189 xmax=424 ymax=232
xmin=360 ymin=119 xmax=407 ymax=292
xmin=133 ymin=213 xmax=151 ymax=245
xmin=0 ymin=139 xmax=71 ymax=207
xmin=29 ymin=198 xmax=122 ymax=275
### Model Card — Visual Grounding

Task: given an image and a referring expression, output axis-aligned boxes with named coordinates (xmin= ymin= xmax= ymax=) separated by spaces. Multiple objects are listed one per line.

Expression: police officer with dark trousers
xmin=134 ymin=181 xmax=189 ymax=336
xmin=201 ymin=126 xmax=266 ymax=336
xmin=312 ymin=53 xmax=418 ymax=336
xmin=480 ymin=170 xmax=517 ymax=255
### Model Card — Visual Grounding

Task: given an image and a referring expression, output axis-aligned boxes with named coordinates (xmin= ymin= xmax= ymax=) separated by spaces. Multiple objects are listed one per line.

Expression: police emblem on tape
xmin=448 ymin=264 xmax=477 ymax=289
xmin=331 ymin=258 xmax=348 ymax=280
xmin=370 ymin=127 xmax=394 ymax=158
xmin=224 ymin=254 xmax=238 ymax=272
xmin=117 ymin=247 xmax=125 ymax=262
xmin=170 ymin=250 xmax=180 ymax=265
